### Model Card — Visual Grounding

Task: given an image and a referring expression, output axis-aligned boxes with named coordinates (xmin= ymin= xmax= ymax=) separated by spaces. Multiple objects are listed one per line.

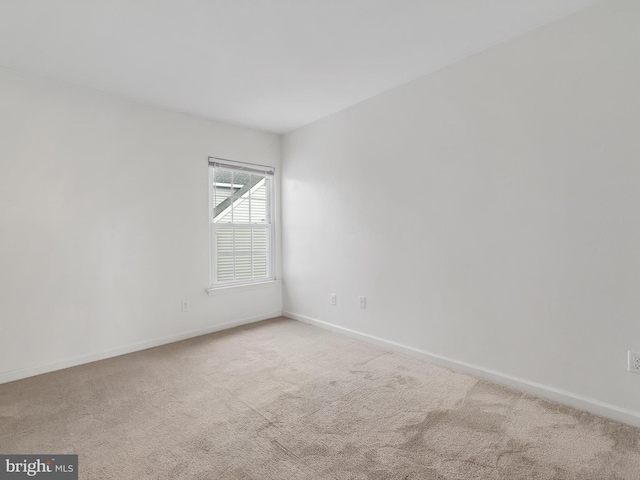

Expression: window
xmin=209 ymin=157 xmax=275 ymax=286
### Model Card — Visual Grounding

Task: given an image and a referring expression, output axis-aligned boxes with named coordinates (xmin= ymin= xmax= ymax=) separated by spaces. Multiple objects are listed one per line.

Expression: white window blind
xmin=209 ymin=158 xmax=274 ymax=286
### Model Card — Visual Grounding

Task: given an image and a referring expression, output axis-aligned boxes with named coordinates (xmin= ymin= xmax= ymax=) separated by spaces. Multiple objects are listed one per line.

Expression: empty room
xmin=1 ymin=0 xmax=639 ymax=478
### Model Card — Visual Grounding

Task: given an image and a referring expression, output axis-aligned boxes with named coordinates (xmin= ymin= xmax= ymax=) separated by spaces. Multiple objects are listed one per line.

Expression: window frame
xmin=208 ymin=157 xmax=276 ymax=288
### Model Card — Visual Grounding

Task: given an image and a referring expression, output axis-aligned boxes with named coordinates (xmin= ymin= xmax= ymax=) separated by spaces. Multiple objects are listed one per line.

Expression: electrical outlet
xmin=359 ymin=296 xmax=366 ymax=309
xmin=181 ymin=301 xmax=189 ymax=312
xmin=330 ymin=294 xmax=337 ymax=306
xmin=629 ymin=351 xmax=640 ymax=374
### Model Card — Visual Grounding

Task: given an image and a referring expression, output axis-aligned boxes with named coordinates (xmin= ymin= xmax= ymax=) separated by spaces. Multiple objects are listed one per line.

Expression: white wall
xmin=0 ymin=68 xmax=282 ymax=383
xmin=282 ymin=0 xmax=640 ymax=424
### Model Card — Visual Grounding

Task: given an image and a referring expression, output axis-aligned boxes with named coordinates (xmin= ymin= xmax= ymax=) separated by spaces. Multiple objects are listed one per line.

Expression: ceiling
xmin=0 ymin=0 xmax=598 ymax=133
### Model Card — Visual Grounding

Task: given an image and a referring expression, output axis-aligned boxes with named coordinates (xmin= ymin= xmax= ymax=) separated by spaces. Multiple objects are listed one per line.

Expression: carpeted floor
xmin=0 ymin=317 xmax=638 ymax=479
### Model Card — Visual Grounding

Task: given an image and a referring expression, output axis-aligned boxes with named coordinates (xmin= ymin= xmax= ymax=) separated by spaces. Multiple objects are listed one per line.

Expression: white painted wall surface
xmin=0 ymin=68 xmax=282 ymax=383
xmin=282 ymin=0 xmax=640 ymax=421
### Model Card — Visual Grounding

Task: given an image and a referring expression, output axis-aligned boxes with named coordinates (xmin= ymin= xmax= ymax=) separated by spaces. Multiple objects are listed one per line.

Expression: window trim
xmin=208 ymin=157 xmax=275 ymax=289
xmin=206 ymin=279 xmax=281 ymax=296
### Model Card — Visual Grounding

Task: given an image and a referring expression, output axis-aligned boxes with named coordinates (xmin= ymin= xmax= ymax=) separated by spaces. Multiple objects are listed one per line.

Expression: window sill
xmin=206 ymin=279 xmax=281 ymax=296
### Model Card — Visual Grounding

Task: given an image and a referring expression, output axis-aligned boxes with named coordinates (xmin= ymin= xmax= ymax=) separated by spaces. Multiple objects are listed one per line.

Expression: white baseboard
xmin=0 ymin=310 xmax=282 ymax=385
xmin=283 ymin=310 xmax=640 ymax=428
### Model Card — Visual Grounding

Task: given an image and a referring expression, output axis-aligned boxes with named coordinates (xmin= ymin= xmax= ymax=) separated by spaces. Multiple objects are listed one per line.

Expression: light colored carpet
xmin=0 ymin=317 xmax=638 ymax=479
